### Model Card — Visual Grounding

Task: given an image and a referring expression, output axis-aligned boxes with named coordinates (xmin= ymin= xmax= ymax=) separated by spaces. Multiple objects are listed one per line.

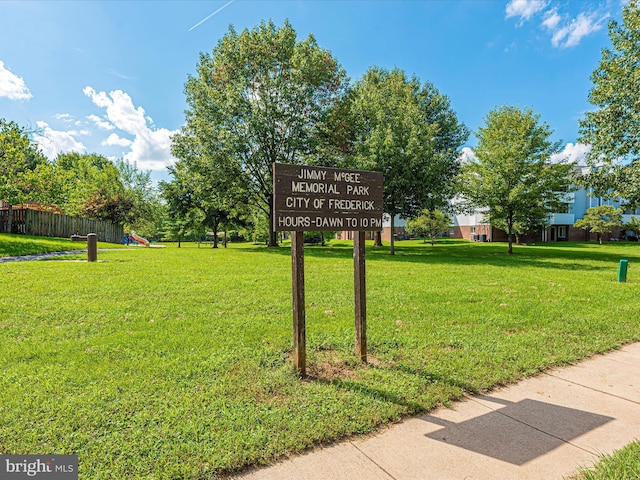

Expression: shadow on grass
xmin=315 ymin=376 xmax=427 ymax=414
xmin=306 ymin=354 xmax=480 ymax=416
xmin=242 ymin=240 xmax=640 ymax=273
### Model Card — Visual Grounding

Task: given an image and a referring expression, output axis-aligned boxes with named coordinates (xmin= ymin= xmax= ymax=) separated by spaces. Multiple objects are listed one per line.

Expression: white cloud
xmin=84 ymin=86 xmax=177 ymax=170
xmin=126 ymin=127 xmax=177 ymax=171
xmin=82 ymin=86 xmax=111 ymax=108
xmin=86 ymin=114 xmax=115 ymax=131
xmin=102 ymin=133 xmax=133 ymax=147
xmin=0 ymin=60 xmax=32 ymax=100
xmin=541 ymin=8 xmax=561 ymax=30
xmin=506 ymin=2 xmax=609 ymax=49
xmin=506 ymin=0 xmax=548 ymax=23
xmin=54 ymin=113 xmax=74 ymax=122
xmin=549 ymin=142 xmax=591 ymax=164
xmin=550 ymin=12 xmax=607 ymax=48
xmin=35 ymin=121 xmax=86 ymax=159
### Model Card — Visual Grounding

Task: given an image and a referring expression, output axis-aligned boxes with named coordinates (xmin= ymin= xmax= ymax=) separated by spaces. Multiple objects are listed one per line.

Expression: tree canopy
xmin=0 ymin=119 xmax=47 ymax=204
xmin=459 ymin=105 xmax=574 ymax=254
xmin=166 ymin=129 xmax=248 ymax=247
xmin=175 ymin=20 xmax=350 ymax=246
xmin=55 ymin=152 xmax=124 ymax=216
xmin=578 ymin=0 xmax=640 ymax=207
xmin=623 ymin=215 xmax=640 ymax=240
xmin=351 ymin=67 xmax=468 ymax=254
xmin=406 ymin=209 xmax=451 ymax=246
xmin=574 ymin=205 xmax=623 ymax=244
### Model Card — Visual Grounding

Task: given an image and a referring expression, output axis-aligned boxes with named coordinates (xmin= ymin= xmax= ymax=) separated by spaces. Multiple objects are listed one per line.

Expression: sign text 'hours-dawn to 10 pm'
xmin=273 ymin=163 xmax=384 ymax=232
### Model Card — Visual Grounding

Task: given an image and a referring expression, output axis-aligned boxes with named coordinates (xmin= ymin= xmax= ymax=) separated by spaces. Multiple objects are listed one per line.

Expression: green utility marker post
xmin=618 ymin=259 xmax=629 ymax=282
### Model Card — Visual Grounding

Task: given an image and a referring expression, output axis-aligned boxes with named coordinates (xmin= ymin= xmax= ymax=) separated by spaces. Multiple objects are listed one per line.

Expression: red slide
xmin=130 ymin=232 xmax=150 ymax=247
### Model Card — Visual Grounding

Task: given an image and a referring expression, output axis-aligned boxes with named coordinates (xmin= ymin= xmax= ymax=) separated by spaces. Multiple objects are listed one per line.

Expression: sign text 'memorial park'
xmin=273 ymin=163 xmax=384 ymax=231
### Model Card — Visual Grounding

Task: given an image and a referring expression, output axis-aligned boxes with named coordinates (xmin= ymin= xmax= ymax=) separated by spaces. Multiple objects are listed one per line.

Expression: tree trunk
xmin=390 ymin=215 xmax=396 ymax=256
xmin=507 ymin=214 xmax=514 ymax=254
xmin=431 ymin=236 xmax=435 ymax=246
xmin=373 ymin=230 xmax=383 ymax=247
xmin=267 ymin=195 xmax=278 ymax=247
xmin=212 ymin=220 xmax=219 ymax=248
xmin=178 ymin=236 xmax=181 ymax=248
xmin=223 ymin=230 xmax=228 ymax=248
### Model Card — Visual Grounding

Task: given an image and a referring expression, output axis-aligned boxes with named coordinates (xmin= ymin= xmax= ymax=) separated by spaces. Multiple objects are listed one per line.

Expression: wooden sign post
xmin=354 ymin=231 xmax=366 ymax=361
xmin=291 ymin=230 xmax=306 ymax=375
xmin=273 ymin=163 xmax=383 ymax=376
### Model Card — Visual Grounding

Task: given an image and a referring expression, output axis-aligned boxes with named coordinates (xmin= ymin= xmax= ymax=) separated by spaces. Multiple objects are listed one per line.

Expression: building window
xmin=557 ymin=203 xmax=571 ymax=214
xmin=558 ymin=226 xmax=567 ymax=239
xmin=470 ymin=226 xmax=476 ymax=234
xmin=449 ymin=228 xmax=455 ymax=236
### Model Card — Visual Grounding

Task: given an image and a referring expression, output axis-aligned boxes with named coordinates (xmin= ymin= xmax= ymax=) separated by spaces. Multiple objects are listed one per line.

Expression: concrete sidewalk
xmin=232 ymin=343 xmax=640 ymax=480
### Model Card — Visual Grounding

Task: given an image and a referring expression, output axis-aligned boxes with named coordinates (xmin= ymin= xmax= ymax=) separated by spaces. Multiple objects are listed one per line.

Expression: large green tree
xmin=459 ymin=105 xmax=574 ymax=254
xmin=51 ymin=153 xmax=159 ymax=232
xmin=115 ymin=159 xmax=162 ymax=235
xmin=54 ymin=154 xmax=159 ymax=233
xmin=176 ymin=20 xmax=349 ymax=247
xmin=160 ymin=163 xmax=200 ymax=247
xmin=0 ymin=119 xmax=47 ymax=204
xmin=351 ymin=67 xmax=468 ymax=255
xmin=55 ymin=152 xmax=124 ymax=216
xmin=165 ymin=130 xmax=248 ymax=247
xmin=12 ymin=162 xmax=75 ymax=208
xmin=579 ymin=0 xmax=640 ymax=207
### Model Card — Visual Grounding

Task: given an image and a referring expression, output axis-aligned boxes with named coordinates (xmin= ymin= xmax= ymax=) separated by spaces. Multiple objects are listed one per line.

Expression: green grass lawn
xmin=572 ymin=440 xmax=640 ymax=480
xmin=1 ymin=238 xmax=639 ymax=478
xmin=0 ymin=233 xmax=123 ymax=257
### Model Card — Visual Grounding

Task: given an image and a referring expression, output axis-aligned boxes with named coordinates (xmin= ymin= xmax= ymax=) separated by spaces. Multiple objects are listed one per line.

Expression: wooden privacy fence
xmin=0 ymin=208 xmax=9 ymax=234
xmin=0 ymin=207 xmax=123 ymax=244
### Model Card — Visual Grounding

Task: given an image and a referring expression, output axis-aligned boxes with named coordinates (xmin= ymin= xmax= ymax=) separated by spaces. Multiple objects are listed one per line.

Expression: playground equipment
xmin=130 ymin=232 xmax=150 ymax=247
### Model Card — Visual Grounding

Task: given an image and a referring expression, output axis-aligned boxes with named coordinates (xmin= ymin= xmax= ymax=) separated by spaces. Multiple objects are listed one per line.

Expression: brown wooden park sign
xmin=273 ymin=163 xmax=384 ymax=376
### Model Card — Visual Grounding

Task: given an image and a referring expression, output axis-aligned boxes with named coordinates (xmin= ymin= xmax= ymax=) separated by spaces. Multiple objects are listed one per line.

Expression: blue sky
xmin=0 ymin=0 xmax=626 ymax=182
